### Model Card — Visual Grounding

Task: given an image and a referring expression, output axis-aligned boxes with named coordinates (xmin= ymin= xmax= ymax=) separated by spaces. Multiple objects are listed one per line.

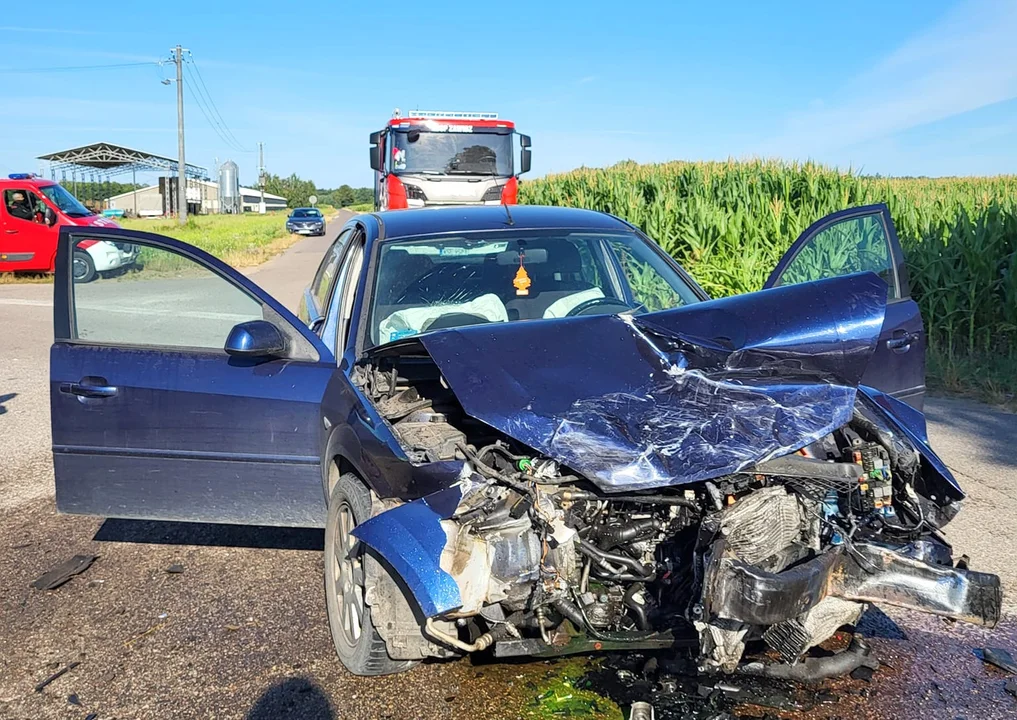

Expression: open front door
xmin=764 ymin=204 xmax=925 ymax=409
xmin=51 ymin=226 xmax=337 ymax=527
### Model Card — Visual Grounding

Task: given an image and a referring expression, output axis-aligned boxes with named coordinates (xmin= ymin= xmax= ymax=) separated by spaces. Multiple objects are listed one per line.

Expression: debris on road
xmin=33 ymin=661 xmax=80 ymax=693
xmin=977 ymin=647 xmax=1017 ymax=674
xmin=166 ymin=563 xmax=185 ymax=574
xmin=124 ymin=620 xmax=169 ymax=648
xmin=31 ymin=554 xmax=96 ymax=591
xmin=68 ymin=693 xmax=81 ymax=706
xmin=1005 ymin=679 xmax=1017 ymax=698
xmin=629 ymin=700 xmax=655 ymax=719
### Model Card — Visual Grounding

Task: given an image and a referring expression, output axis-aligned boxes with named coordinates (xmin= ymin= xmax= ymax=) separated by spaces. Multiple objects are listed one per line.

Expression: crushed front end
xmin=351 ymin=273 xmax=1002 ymax=675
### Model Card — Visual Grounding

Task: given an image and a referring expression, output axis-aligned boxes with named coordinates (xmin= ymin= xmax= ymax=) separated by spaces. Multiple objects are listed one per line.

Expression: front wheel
xmin=324 ymin=472 xmax=416 ymax=676
xmin=72 ymin=250 xmax=96 ymax=283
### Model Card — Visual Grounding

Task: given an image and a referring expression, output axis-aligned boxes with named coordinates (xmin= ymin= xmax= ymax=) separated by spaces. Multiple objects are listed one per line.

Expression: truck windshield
xmin=391 ymin=129 xmax=513 ymax=176
xmin=39 ymin=184 xmax=92 ymax=218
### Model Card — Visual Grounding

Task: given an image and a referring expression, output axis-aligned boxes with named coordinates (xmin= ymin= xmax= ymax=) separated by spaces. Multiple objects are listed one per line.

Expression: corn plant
xmin=520 ymin=160 xmax=1017 ymax=397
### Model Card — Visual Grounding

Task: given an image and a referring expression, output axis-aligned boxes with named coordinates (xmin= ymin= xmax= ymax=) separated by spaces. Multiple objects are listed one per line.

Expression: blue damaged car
xmin=50 ymin=205 xmax=1000 ymax=678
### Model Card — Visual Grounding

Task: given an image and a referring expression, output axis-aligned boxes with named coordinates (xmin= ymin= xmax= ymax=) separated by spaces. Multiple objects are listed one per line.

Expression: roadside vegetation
xmin=521 ymin=160 xmax=1017 ymax=407
xmin=119 ymin=211 xmax=325 ymax=270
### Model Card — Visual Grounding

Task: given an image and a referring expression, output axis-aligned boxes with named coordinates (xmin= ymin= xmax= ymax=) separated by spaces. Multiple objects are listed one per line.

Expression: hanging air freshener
xmin=513 ymin=251 xmax=531 ymax=296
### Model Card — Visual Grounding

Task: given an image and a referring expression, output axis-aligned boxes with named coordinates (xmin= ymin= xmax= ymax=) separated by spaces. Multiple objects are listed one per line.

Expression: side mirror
xmin=369 ymin=131 xmax=383 ymax=172
xmin=224 ymin=320 xmax=287 ymax=359
xmin=44 ymin=206 xmax=58 ymax=227
xmin=519 ymin=148 xmax=532 ymax=175
xmin=518 ymin=134 xmax=531 ymax=175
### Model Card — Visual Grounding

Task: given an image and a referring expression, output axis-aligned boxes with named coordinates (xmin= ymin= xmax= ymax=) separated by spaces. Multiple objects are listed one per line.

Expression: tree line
xmin=262 ymin=173 xmax=372 ymax=208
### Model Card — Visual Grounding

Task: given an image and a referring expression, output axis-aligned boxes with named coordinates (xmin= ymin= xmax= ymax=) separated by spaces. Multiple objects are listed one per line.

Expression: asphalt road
xmin=1 ymin=211 xmax=1016 ymax=719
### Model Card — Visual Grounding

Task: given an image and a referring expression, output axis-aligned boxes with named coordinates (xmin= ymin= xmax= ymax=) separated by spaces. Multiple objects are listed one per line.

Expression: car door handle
xmin=60 ymin=382 xmax=118 ymax=399
xmin=4 ymin=229 xmax=17 ymax=234
xmin=886 ymin=331 xmax=918 ymax=352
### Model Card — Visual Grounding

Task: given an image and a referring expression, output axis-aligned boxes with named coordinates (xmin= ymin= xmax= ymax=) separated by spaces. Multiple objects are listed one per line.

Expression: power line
xmin=0 ymin=61 xmax=158 ymax=74
xmin=185 ymin=51 xmax=252 ymax=153
xmin=183 ymin=62 xmax=248 ymax=154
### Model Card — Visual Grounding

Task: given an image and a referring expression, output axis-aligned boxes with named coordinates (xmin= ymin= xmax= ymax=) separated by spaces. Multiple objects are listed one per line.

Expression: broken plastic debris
xmin=32 ymin=554 xmax=97 ymax=591
xmin=629 ymin=701 xmax=655 ymax=720
xmin=977 ymin=647 xmax=1017 ymax=674
xmin=166 ymin=563 xmax=185 ymax=574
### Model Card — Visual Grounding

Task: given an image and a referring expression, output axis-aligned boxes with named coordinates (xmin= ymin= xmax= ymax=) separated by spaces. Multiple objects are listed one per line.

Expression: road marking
xmin=1 ymin=297 xmax=249 ymax=322
xmin=0 ymin=298 xmax=52 ymax=307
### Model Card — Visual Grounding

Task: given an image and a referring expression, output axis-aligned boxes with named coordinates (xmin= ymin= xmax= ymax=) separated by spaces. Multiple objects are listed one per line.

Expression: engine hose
xmin=457 ymin=443 xmax=536 ymax=500
xmin=560 ymin=595 xmax=659 ymax=642
xmin=597 ymin=519 xmax=663 ymax=549
xmin=739 ymin=637 xmax=878 ymax=681
xmin=623 ymin=583 xmax=650 ymax=631
xmin=578 ymin=538 xmax=654 ymax=578
xmin=423 ymin=618 xmax=518 ymax=654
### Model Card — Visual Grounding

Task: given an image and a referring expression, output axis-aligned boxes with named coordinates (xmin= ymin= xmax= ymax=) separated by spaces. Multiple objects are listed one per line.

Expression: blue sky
xmin=2 ymin=0 xmax=1016 ymax=188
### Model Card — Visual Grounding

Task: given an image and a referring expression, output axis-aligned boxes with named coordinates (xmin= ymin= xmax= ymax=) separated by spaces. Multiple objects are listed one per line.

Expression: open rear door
xmin=51 ymin=226 xmax=337 ymax=527
xmin=764 ymin=204 xmax=925 ymax=408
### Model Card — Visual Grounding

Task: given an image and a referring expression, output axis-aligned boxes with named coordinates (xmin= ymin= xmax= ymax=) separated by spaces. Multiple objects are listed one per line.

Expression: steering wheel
xmin=565 ymin=297 xmax=645 ymax=317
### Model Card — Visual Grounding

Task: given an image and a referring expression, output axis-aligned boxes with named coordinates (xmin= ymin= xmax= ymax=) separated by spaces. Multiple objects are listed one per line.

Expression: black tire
xmin=324 ymin=472 xmax=416 ymax=676
xmin=72 ymin=250 xmax=96 ymax=283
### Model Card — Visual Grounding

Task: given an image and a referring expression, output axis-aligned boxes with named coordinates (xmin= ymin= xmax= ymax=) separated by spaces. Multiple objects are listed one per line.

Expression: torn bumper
xmin=704 ymin=539 xmax=1002 ymax=628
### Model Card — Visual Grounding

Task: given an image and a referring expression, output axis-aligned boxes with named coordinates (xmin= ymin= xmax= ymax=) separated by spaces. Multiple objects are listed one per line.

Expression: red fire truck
xmin=369 ymin=110 xmax=531 ymax=211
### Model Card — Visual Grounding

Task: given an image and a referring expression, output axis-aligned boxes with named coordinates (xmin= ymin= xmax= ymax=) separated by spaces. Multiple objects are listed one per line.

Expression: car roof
xmin=291 ymin=207 xmax=319 ymax=211
xmin=372 ymin=205 xmax=632 ymax=241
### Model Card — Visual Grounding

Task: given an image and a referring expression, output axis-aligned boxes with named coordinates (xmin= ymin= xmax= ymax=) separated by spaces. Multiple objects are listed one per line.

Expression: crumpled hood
xmin=386 ymin=272 xmax=890 ymax=492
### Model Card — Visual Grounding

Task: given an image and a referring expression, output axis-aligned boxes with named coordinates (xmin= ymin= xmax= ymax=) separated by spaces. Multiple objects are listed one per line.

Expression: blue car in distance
xmin=286 ymin=207 xmax=326 ymax=236
xmin=49 ymin=205 xmax=999 ymax=679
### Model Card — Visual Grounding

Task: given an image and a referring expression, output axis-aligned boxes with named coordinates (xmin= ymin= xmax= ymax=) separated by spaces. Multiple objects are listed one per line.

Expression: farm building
xmin=104 ymin=180 xmax=287 ymax=217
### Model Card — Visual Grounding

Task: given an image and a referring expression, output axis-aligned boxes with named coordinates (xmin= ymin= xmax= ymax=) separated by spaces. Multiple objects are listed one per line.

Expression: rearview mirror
xmin=44 ymin=206 xmax=58 ymax=227
xmin=224 ymin=320 xmax=287 ymax=359
xmin=496 ymin=248 xmax=548 ymax=265
xmin=369 ymin=131 xmax=383 ymax=172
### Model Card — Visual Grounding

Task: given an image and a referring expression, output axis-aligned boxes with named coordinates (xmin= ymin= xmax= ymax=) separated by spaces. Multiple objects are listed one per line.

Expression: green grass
xmin=348 ymin=202 xmax=374 ymax=212
xmin=521 ymin=159 xmax=1017 ymax=408
xmin=119 ymin=212 xmax=300 ymax=268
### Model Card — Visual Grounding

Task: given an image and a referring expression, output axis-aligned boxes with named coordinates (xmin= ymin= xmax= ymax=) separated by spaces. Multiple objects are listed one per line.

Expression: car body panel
xmin=370 ymin=272 xmax=888 ymax=493
xmin=764 ymin=203 xmax=925 ymax=409
xmin=351 ymin=487 xmax=465 ymax=617
xmin=51 ymin=226 xmax=337 ymax=527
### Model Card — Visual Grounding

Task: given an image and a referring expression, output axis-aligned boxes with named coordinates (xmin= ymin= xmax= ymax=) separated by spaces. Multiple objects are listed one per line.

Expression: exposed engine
xmin=353 ymin=360 xmax=1002 ymax=675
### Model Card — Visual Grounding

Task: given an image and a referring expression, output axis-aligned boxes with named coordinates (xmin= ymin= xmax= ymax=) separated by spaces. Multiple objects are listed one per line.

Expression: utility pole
xmin=258 ymin=142 xmax=266 ymax=214
xmin=173 ymin=44 xmax=187 ymax=225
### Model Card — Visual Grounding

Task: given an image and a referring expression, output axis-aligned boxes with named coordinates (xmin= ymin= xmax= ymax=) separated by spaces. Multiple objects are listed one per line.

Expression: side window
xmin=775 ymin=214 xmax=900 ymax=300
xmin=311 ymin=229 xmax=353 ymax=310
xmin=336 ymin=239 xmax=365 ymax=353
xmin=72 ymin=238 xmax=263 ymax=349
xmin=4 ymin=189 xmax=41 ymax=222
xmin=606 ymin=239 xmax=688 ymax=312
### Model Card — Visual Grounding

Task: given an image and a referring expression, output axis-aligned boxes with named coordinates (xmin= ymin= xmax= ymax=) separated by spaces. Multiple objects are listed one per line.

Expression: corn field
xmin=520 ymin=160 xmax=1017 ymax=398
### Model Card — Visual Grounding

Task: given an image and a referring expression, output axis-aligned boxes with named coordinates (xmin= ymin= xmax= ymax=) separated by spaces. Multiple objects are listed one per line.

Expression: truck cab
xmin=369 ymin=111 xmax=531 ymax=211
xmin=0 ymin=174 xmax=134 ymax=280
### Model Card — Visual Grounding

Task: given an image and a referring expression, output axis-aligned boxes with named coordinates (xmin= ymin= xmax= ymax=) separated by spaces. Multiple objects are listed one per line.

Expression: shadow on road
xmin=94 ymin=518 xmax=324 ymax=550
xmin=246 ymin=677 xmax=335 ymax=720
xmin=0 ymin=392 xmax=15 ymax=415
xmin=925 ymin=396 xmax=1017 ymax=471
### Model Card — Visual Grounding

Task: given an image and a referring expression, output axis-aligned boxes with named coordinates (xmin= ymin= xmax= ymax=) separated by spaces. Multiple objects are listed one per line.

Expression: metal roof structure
xmin=38 ymin=142 xmax=207 ymax=179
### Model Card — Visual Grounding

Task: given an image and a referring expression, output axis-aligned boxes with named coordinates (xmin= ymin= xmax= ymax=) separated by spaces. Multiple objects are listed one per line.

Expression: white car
xmin=73 ymin=239 xmax=139 ymax=283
